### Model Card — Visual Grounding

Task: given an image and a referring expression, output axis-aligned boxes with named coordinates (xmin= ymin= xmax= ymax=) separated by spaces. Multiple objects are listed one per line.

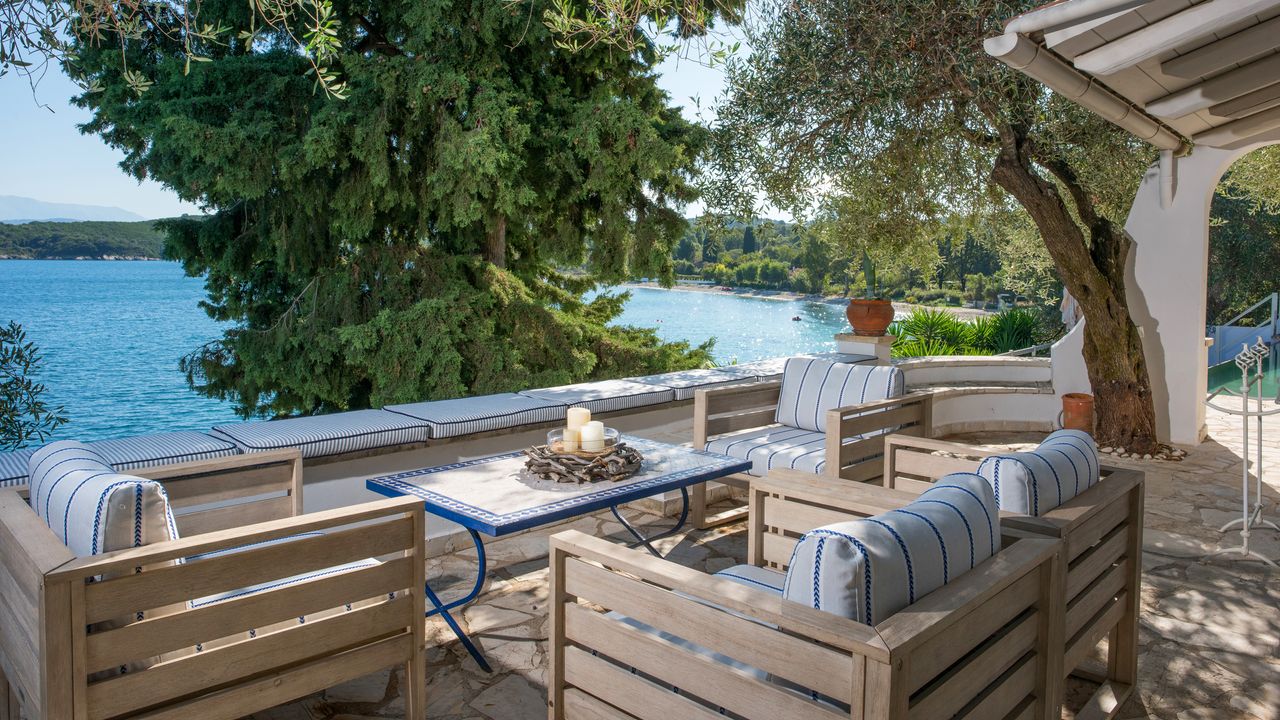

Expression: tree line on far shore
xmin=0 ymin=220 xmax=166 ymax=259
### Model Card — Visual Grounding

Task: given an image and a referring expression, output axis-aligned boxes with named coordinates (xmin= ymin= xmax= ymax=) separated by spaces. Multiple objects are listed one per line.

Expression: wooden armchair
xmin=690 ymin=378 xmax=933 ymax=527
xmin=549 ymin=471 xmax=1064 ymax=720
xmin=881 ymin=434 xmax=1144 ymax=719
xmin=0 ymin=449 xmax=426 ymax=720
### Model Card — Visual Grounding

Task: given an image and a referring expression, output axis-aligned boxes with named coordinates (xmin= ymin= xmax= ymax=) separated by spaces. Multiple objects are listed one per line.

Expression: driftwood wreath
xmin=524 ymin=443 xmax=643 ymax=484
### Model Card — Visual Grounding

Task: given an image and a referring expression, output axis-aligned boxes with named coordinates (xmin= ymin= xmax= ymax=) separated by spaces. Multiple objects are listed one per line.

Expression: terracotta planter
xmin=1060 ymin=393 xmax=1095 ymax=433
xmin=845 ymin=299 xmax=895 ymax=337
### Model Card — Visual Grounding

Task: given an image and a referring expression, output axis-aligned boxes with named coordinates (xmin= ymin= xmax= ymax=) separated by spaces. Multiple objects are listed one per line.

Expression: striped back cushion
xmin=782 ymin=473 xmax=998 ymax=625
xmin=28 ymin=440 xmax=179 ymax=557
xmin=976 ymin=430 xmax=1100 ymax=516
xmin=774 ymin=358 xmax=904 ymax=433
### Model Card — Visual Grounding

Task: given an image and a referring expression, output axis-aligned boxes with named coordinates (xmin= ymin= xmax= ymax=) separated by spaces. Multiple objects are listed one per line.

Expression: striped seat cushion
xmin=211 ymin=409 xmax=430 ymax=459
xmin=27 ymin=440 xmax=179 ymax=558
xmin=386 ymin=393 xmax=567 ymax=439
xmin=631 ymin=367 xmax=758 ymax=401
xmin=782 ymin=473 xmax=998 ymax=625
xmin=730 ymin=354 xmax=876 ymax=382
xmin=775 ymin=358 xmax=905 ymax=433
xmin=976 ymin=429 xmax=1100 ymax=515
xmin=0 ymin=447 xmax=34 ymax=487
xmin=704 ymin=426 xmax=867 ymax=476
xmin=1 ymin=432 xmax=239 ymax=487
xmin=518 ymin=380 xmax=675 ymax=414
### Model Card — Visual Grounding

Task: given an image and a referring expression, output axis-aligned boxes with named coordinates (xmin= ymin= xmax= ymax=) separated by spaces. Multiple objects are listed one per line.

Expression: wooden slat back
xmin=136 ymin=449 xmax=303 ymax=534
xmin=561 ymin=556 xmax=858 ymax=705
xmin=74 ymin=499 xmax=422 ymax=719
xmin=881 ymin=435 xmax=998 ymax=489
xmin=755 ymin=489 xmax=878 ymax=569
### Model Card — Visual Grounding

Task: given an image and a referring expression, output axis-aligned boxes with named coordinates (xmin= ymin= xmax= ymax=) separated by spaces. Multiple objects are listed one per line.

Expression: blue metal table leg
xmin=612 ymin=486 xmax=691 ymax=557
xmin=424 ymin=528 xmax=492 ymax=672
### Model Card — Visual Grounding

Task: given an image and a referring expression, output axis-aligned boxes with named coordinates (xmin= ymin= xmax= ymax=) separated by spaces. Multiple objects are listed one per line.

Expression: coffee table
xmin=365 ymin=435 xmax=751 ymax=671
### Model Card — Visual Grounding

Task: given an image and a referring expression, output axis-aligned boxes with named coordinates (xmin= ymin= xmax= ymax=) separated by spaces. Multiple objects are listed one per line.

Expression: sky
xmin=0 ymin=45 xmax=731 ymax=221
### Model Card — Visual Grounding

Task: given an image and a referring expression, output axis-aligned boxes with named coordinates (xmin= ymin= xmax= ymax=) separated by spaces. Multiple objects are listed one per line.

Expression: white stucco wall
xmin=1053 ymin=135 xmax=1280 ymax=446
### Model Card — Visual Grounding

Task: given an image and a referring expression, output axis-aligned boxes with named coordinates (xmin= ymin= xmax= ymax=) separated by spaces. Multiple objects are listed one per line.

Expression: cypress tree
xmin=68 ymin=1 xmax=729 ymax=417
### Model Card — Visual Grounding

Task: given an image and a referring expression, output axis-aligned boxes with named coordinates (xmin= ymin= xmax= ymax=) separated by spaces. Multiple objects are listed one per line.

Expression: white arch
xmin=1052 ymin=131 xmax=1280 ymax=445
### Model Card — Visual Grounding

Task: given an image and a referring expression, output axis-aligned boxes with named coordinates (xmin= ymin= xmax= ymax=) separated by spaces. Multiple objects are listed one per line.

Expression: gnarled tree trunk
xmin=991 ymin=131 xmax=1159 ymax=454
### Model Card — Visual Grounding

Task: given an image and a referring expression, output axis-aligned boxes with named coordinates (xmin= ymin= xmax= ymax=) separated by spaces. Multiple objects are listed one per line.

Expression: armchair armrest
xmin=881 ymin=434 xmax=999 ymax=491
xmin=821 ymin=391 xmax=935 ymax=482
xmin=693 ymin=380 xmax=782 ymax=447
xmin=132 ymin=448 xmax=305 ymax=535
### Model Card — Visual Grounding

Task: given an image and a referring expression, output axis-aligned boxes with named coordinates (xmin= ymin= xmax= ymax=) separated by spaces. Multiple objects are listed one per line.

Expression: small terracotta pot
xmin=1060 ymin=393 xmax=1095 ymax=433
xmin=846 ymin=299 xmax=895 ymax=337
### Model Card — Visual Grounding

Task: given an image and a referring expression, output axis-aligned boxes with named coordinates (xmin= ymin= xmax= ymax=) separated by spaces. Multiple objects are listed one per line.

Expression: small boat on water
xmin=791 ymin=315 xmax=801 ymax=322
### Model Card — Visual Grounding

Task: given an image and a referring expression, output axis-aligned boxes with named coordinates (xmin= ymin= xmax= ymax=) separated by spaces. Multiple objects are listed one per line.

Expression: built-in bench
xmin=0 ymin=430 xmax=240 ymax=487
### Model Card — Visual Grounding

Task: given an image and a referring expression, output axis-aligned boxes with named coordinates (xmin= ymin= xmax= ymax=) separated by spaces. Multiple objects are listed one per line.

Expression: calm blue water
xmin=0 ymin=264 xmax=853 ymax=442
xmin=0 ymin=260 xmax=241 ymax=442
xmin=608 ymin=286 xmax=849 ymax=363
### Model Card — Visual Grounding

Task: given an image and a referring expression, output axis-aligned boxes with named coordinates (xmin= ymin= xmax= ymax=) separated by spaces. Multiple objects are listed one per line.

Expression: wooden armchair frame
xmin=881 ymin=434 xmax=1144 ymax=720
xmin=689 ymin=380 xmax=933 ymax=527
xmin=0 ymin=449 xmax=427 ymax=720
xmin=549 ymin=471 xmax=1064 ymax=720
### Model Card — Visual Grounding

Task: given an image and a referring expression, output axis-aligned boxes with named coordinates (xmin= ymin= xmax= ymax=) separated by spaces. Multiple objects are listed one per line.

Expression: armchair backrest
xmin=781 ymin=473 xmax=998 ymax=625
xmin=775 ymin=358 xmax=904 ymax=432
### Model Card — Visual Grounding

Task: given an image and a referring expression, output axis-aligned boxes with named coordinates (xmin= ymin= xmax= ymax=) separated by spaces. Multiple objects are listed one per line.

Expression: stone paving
xmin=254 ymin=403 xmax=1280 ymax=720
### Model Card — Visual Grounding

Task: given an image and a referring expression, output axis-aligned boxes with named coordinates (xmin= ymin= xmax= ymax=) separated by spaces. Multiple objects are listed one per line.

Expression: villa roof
xmin=986 ymin=0 xmax=1280 ymax=151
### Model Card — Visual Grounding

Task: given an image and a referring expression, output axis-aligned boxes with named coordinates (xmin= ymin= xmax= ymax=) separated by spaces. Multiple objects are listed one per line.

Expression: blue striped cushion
xmin=0 ymin=448 xmax=34 ymax=487
xmin=211 ymin=409 xmax=430 ymax=459
xmin=385 ymin=393 xmax=567 ymax=439
xmin=976 ymin=430 xmax=1100 ymax=515
xmin=518 ymin=380 xmax=675 ymax=414
xmin=27 ymin=440 xmax=179 ymax=557
xmin=631 ymin=367 xmax=758 ymax=401
xmin=0 ymin=432 xmax=239 ymax=487
xmin=782 ymin=473 xmax=998 ymax=625
xmin=775 ymin=358 xmax=905 ymax=433
xmin=703 ymin=426 xmax=868 ymax=476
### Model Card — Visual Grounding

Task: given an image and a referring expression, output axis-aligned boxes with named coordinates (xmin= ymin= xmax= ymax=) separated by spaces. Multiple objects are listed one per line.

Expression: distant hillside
xmin=0 ymin=195 xmax=145 ymax=223
xmin=0 ymin=220 xmax=166 ymax=259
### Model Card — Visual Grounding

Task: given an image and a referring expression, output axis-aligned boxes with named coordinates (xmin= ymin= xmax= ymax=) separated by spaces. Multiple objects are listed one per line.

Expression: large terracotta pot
xmin=845 ymin=299 xmax=895 ymax=337
xmin=1060 ymin=393 xmax=1095 ymax=433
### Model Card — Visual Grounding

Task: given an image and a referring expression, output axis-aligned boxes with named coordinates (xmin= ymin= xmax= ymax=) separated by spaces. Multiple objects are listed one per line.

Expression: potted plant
xmin=846 ymin=250 xmax=895 ymax=336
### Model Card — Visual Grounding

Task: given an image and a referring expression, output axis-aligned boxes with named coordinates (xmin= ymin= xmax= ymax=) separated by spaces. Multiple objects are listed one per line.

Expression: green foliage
xmin=0 ymin=220 xmax=165 ymax=259
xmin=71 ymin=0 xmax=715 ymax=418
xmin=889 ymin=308 xmax=1048 ymax=358
xmin=1221 ymin=146 xmax=1280 ymax=215
xmin=1208 ymin=190 xmax=1280 ymax=325
xmin=0 ymin=322 xmax=67 ymax=450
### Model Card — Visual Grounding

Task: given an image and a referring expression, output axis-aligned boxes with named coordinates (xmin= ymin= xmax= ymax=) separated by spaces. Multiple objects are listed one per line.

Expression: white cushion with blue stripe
xmin=518 ymin=379 xmax=675 ymax=414
xmin=775 ymin=358 xmax=905 ymax=433
xmin=385 ymin=393 xmax=567 ymax=439
xmin=730 ymin=354 xmax=876 ymax=382
xmin=782 ymin=473 xmax=998 ymax=625
xmin=27 ymin=440 xmax=179 ymax=558
xmin=704 ymin=426 xmax=871 ymax=477
xmin=631 ymin=367 xmax=758 ymax=401
xmin=976 ymin=430 xmax=1100 ymax=516
xmin=211 ymin=409 xmax=430 ymax=459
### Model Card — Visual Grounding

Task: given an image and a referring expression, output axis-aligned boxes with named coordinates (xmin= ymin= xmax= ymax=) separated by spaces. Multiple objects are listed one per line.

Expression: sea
xmin=0 ymin=261 xmax=851 ymax=442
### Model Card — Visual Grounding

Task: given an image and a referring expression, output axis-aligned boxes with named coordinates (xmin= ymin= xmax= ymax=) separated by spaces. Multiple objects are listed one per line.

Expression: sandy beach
xmin=621 ymin=281 xmax=993 ymax=320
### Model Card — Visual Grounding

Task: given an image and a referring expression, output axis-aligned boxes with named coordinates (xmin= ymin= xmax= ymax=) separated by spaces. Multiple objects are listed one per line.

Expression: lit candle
xmin=567 ymin=407 xmax=591 ymax=431
xmin=580 ymin=421 xmax=605 ymax=452
xmin=561 ymin=427 xmax=580 ymax=452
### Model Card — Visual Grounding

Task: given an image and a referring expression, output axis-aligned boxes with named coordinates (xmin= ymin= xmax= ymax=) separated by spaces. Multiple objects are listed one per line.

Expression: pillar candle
xmin=580 ymin=421 xmax=605 ymax=451
xmin=561 ymin=427 xmax=580 ymax=452
xmin=567 ymin=407 xmax=591 ymax=430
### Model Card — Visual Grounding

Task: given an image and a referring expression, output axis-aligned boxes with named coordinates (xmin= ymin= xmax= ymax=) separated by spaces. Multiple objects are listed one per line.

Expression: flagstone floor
xmin=254 ymin=402 xmax=1280 ymax=720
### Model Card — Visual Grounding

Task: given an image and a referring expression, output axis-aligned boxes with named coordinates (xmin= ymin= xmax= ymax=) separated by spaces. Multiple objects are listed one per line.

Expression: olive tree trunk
xmin=991 ymin=132 xmax=1160 ymax=454
xmin=485 ymin=214 xmax=507 ymax=268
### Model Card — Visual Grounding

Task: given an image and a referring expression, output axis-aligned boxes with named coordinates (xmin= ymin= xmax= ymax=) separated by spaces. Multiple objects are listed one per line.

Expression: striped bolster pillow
xmin=976 ymin=429 xmax=1100 ymax=515
xmin=782 ymin=473 xmax=998 ymax=625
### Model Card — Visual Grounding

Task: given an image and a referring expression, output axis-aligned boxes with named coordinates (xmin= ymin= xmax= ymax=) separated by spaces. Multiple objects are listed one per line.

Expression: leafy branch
xmin=0 ymin=322 xmax=67 ymax=450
